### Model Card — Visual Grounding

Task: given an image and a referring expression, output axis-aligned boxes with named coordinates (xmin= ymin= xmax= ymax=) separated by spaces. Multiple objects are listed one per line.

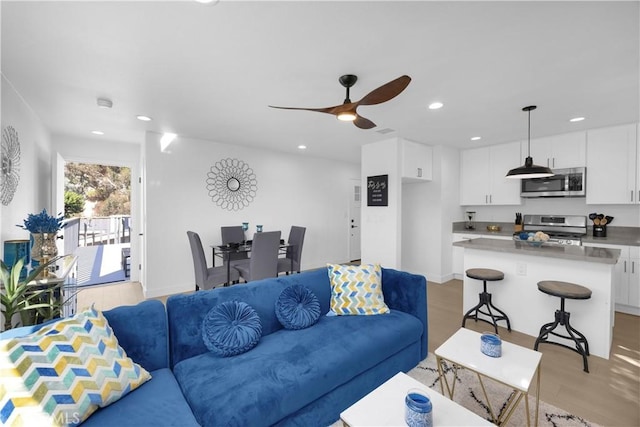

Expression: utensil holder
xmin=593 ymin=225 xmax=606 ymax=238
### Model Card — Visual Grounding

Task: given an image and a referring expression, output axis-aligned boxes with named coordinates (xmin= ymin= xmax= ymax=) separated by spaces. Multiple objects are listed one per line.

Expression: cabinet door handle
xmin=485 ymin=195 xmax=488 ymax=204
xmin=552 ymin=158 xmax=555 ymax=168
xmin=624 ymin=260 xmax=627 ymax=273
xmin=633 ymin=261 xmax=635 ymax=274
xmin=417 ymin=167 xmax=422 ymax=178
xmin=489 ymin=194 xmax=492 ymax=204
xmin=632 ymin=190 xmax=634 ymax=203
xmin=546 ymin=158 xmax=550 ymax=167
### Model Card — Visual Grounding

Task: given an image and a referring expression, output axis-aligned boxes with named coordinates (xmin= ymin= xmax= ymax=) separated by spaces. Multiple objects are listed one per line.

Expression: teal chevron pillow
xmin=326 ymin=263 xmax=389 ymax=316
xmin=0 ymin=306 xmax=151 ymax=426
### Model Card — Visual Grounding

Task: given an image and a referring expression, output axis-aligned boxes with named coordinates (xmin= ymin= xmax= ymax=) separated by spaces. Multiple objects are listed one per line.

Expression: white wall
xmin=361 ymin=138 xmax=401 ymax=268
xmin=402 ymin=145 xmax=461 ymax=283
xmin=143 ymin=132 xmax=359 ymax=298
xmin=1 ymin=74 xmax=52 ymax=250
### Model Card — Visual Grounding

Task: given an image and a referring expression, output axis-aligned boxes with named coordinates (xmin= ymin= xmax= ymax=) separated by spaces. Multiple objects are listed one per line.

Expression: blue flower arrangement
xmin=17 ymin=209 xmax=65 ymax=233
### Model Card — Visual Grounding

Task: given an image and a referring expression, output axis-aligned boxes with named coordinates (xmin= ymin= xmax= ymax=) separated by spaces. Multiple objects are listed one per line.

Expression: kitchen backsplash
xmin=461 ymin=198 xmax=640 ymax=227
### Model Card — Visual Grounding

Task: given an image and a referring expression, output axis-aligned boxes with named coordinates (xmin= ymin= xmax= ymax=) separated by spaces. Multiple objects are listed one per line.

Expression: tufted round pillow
xmin=275 ymin=285 xmax=321 ymax=330
xmin=202 ymin=301 xmax=262 ymax=357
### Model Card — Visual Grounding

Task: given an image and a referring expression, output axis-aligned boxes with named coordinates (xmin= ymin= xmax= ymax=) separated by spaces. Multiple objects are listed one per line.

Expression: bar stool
xmin=462 ymin=268 xmax=511 ymax=334
xmin=534 ymin=280 xmax=591 ymax=373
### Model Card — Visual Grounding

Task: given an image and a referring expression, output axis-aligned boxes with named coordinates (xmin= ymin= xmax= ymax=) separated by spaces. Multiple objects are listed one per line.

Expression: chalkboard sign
xmin=367 ymin=174 xmax=388 ymax=206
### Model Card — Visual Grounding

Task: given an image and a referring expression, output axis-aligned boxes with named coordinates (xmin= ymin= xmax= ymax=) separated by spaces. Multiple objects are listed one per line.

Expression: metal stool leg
xmin=534 ymin=297 xmax=590 ymax=373
xmin=462 ymin=281 xmax=511 ymax=334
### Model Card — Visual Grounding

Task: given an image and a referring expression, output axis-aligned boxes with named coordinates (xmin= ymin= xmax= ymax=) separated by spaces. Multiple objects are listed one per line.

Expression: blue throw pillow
xmin=275 ymin=285 xmax=321 ymax=330
xmin=202 ymin=301 xmax=262 ymax=357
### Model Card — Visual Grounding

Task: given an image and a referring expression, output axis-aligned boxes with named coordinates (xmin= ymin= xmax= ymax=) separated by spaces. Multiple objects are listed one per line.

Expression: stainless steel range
xmin=522 ymin=214 xmax=587 ymax=246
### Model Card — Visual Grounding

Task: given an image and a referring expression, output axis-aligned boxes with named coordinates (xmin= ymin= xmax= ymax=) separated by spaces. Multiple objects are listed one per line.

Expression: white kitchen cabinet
xmin=460 ymin=141 xmax=522 ymax=205
xmin=527 ymin=131 xmax=586 ymax=169
xmin=401 ymin=140 xmax=432 ymax=182
xmin=583 ymin=242 xmax=640 ymax=315
xmin=626 ymin=246 xmax=640 ymax=310
xmin=586 ymin=124 xmax=638 ymax=204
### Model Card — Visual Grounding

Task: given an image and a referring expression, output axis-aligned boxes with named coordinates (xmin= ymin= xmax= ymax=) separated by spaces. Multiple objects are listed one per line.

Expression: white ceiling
xmin=2 ymin=1 xmax=638 ymax=163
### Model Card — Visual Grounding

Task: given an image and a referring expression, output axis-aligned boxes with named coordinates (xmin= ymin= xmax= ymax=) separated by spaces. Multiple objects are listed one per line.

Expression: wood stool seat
xmin=537 ymin=280 xmax=592 ymax=300
xmin=462 ymin=268 xmax=511 ymax=334
xmin=534 ymin=280 xmax=592 ymax=373
xmin=466 ymin=268 xmax=504 ymax=282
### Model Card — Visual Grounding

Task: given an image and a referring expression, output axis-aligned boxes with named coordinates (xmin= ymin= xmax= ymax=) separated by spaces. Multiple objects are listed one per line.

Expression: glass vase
xmin=30 ymin=233 xmax=58 ymax=278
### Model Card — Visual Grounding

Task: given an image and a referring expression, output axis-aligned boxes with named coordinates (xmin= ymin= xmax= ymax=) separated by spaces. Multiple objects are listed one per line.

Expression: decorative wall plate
xmin=206 ymin=158 xmax=257 ymax=211
xmin=1 ymin=126 xmax=21 ymax=206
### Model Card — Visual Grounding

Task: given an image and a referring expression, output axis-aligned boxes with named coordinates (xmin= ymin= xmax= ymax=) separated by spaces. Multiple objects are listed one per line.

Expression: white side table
xmin=435 ymin=328 xmax=542 ymax=427
xmin=340 ymin=372 xmax=492 ymax=426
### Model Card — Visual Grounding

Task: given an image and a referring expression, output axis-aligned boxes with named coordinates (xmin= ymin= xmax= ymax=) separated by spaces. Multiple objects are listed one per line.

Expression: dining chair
xmin=187 ymin=231 xmax=239 ymax=290
xmin=277 ymin=226 xmax=306 ymax=275
xmin=221 ymin=226 xmax=249 ymax=267
xmin=234 ymin=230 xmax=281 ymax=282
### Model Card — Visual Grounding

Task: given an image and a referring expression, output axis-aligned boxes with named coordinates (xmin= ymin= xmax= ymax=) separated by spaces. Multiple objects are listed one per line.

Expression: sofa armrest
xmin=381 ymin=268 xmax=428 ymax=359
xmin=103 ymin=300 xmax=169 ymax=372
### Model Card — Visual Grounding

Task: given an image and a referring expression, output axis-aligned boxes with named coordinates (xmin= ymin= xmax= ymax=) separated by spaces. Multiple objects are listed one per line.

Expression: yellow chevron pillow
xmin=0 ymin=306 xmax=151 ymax=427
xmin=327 ymin=263 xmax=389 ymax=315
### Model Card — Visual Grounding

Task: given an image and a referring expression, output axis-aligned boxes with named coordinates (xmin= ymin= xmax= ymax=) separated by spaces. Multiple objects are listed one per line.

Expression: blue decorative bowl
xmin=480 ymin=333 xmax=502 ymax=357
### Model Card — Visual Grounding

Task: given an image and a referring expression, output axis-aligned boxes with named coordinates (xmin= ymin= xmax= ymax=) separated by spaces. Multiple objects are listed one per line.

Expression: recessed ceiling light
xmin=91 ymin=130 xmax=104 ymax=135
xmin=470 ymin=136 xmax=481 ymax=141
xmin=569 ymin=117 xmax=585 ymax=122
xmin=297 ymin=145 xmax=307 ymax=150
xmin=136 ymin=115 xmax=152 ymax=122
xmin=428 ymin=102 xmax=443 ymax=110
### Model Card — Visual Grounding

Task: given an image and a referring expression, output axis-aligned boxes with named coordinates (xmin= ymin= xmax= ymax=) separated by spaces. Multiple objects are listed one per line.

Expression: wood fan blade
xmin=357 ymin=75 xmax=411 ymax=106
xmin=354 ymin=115 xmax=376 ymax=129
xmin=269 ymin=102 xmax=357 ymax=116
xmin=268 ymin=105 xmax=336 ymax=114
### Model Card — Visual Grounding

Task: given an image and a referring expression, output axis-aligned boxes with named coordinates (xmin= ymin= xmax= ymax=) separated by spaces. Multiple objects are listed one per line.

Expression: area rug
xmin=407 ymin=354 xmax=600 ymax=427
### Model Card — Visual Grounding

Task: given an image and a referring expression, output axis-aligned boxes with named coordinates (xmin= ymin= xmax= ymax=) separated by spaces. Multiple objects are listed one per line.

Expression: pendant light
xmin=505 ymin=106 xmax=554 ymax=179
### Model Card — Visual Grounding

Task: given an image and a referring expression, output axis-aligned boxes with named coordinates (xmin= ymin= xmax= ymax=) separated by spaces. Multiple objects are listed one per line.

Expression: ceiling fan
xmin=269 ymin=74 xmax=411 ymax=129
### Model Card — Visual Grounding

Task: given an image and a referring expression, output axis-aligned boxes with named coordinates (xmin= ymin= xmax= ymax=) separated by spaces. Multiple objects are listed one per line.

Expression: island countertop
xmin=453 ymin=237 xmax=621 ymax=265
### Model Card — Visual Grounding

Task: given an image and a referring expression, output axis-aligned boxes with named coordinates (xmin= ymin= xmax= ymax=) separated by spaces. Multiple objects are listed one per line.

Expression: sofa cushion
xmin=173 ymin=309 xmax=422 ymax=427
xmin=81 ymin=368 xmax=199 ymax=427
xmin=327 ymin=263 xmax=389 ymax=315
xmin=202 ymin=301 xmax=262 ymax=357
xmin=275 ymin=284 xmax=320 ymax=330
xmin=0 ymin=306 xmax=151 ymax=426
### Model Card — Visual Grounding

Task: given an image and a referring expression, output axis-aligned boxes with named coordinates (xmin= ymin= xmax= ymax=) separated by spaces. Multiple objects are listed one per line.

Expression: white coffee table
xmin=435 ymin=328 xmax=542 ymax=427
xmin=340 ymin=371 xmax=492 ymax=426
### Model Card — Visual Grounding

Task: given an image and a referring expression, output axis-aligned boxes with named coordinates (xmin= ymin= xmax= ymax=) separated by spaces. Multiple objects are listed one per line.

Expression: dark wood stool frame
xmin=462 ymin=268 xmax=512 ymax=334
xmin=534 ymin=281 xmax=591 ymax=373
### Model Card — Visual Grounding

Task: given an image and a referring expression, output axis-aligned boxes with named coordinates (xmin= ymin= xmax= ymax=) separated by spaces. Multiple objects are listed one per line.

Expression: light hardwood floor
xmin=78 ymin=278 xmax=640 ymax=426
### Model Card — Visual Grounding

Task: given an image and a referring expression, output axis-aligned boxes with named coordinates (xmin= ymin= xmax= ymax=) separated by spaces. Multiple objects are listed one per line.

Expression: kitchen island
xmin=453 ymin=238 xmax=621 ymax=359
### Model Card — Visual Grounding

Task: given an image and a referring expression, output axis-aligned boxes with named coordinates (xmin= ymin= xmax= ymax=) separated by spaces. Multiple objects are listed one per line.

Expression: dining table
xmin=211 ymin=241 xmax=293 ymax=284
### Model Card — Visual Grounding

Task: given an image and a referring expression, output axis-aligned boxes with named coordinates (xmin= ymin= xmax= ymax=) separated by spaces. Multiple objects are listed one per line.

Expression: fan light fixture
xmin=505 ymin=106 xmax=554 ymax=179
xmin=337 ymin=112 xmax=357 ymax=122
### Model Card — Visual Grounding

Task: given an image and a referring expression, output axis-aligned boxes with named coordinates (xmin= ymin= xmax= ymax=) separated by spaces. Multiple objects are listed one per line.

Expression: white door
xmin=349 ymin=179 xmax=361 ymax=262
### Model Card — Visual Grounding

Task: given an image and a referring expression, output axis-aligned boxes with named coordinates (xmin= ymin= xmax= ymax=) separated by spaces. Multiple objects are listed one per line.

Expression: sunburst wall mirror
xmin=206 ymin=158 xmax=257 ymax=211
xmin=1 ymin=126 xmax=21 ymax=206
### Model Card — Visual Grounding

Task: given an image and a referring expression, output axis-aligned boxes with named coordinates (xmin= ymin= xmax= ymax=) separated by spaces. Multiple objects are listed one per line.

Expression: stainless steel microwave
xmin=521 ymin=167 xmax=586 ymax=198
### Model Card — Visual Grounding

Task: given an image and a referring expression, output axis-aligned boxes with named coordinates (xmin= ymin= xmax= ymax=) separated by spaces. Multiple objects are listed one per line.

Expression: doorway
xmin=348 ymin=179 xmax=361 ymax=262
xmin=63 ymin=161 xmax=131 ymax=287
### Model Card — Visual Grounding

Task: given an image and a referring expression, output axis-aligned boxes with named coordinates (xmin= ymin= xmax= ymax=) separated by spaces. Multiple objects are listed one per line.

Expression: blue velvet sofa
xmin=2 ymin=267 xmax=427 ymax=427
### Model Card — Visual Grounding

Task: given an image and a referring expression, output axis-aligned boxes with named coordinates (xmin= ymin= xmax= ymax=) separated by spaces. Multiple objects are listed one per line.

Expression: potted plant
xmin=0 ymin=256 xmax=69 ymax=331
